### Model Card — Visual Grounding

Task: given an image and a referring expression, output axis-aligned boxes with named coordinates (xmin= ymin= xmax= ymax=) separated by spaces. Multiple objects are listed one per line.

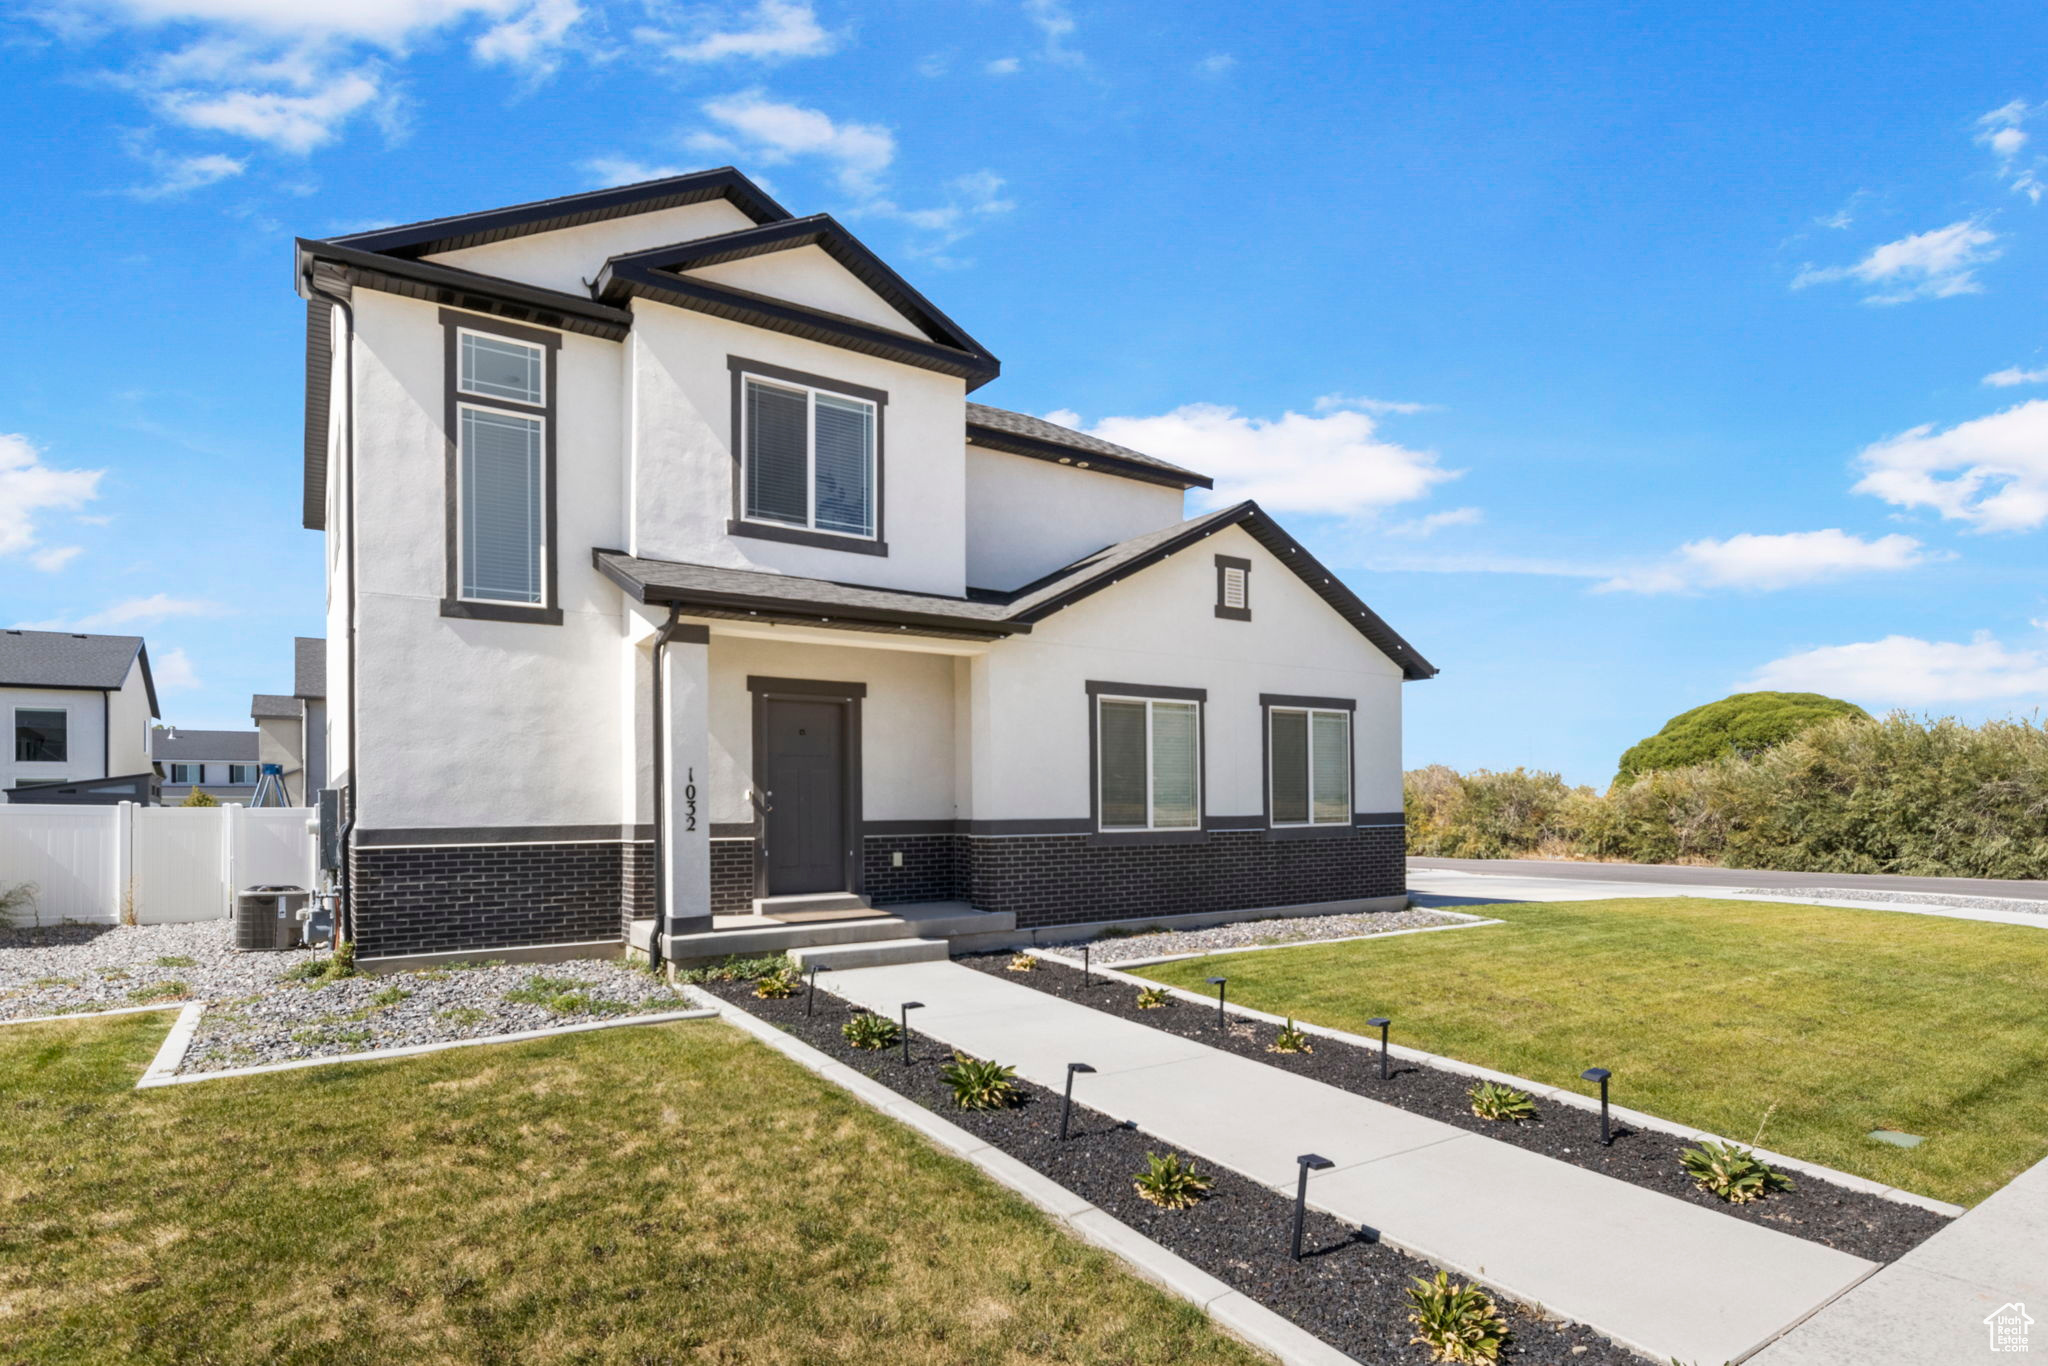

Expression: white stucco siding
xmin=971 ymin=524 xmax=1407 ymax=822
xmin=687 ymin=246 xmax=935 ymax=340
xmin=423 ymin=200 xmax=758 ymax=295
xmin=963 ymin=447 xmax=1186 ymax=590
xmin=704 ymin=633 xmax=957 ymax=827
xmin=108 ymin=659 xmax=154 ymax=775
xmin=625 ymin=301 xmax=969 ymax=596
xmin=1 ymin=687 xmax=110 ymax=790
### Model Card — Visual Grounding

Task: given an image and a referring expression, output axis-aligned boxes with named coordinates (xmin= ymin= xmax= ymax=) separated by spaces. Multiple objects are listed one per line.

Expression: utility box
xmin=235 ymin=886 xmax=308 ymax=952
xmin=317 ymin=788 xmax=346 ymax=873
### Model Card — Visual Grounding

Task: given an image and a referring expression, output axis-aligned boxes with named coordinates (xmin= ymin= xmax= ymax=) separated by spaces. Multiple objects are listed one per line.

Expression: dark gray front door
xmin=760 ymin=697 xmax=847 ymax=895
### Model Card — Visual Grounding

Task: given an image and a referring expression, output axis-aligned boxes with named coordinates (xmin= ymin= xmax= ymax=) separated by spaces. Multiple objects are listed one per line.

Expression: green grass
xmin=1140 ymin=897 xmax=2048 ymax=1206
xmin=0 ymin=1015 xmax=1259 ymax=1366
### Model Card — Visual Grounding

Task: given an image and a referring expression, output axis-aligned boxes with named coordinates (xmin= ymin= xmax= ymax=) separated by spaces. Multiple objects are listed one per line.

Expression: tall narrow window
xmin=15 ymin=709 xmax=66 ymax=763
xmin=1097 ymin=695 xmax=1202 ymax=831
xmin=441 ymin=309 xmax=559 ymax=624
xmin=740 ymin=373 xmax=877 ymax=540
xmin=459 ymin=406 xmax=544 ymax=604
xmin=1268 ymin=706 xmax=1350 ymax=826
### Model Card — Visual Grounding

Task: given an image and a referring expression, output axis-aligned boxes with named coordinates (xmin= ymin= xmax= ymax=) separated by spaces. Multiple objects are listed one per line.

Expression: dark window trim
xmin=1215 ymin=554 xmax=1252 ymax=622
xmin=1261 ymin=697 xmax=1356 ymax=834
xmin=748 ymin=678 xmax=865 ymax=899
xmin=439 ymin=307 xmax=561 ymax=626
xmin=13 ymin=706 xmax=70 ymax=765
xmin=1085 ymin=680 xmax=1207 ymax=842
xmin=727 ymin=355 xmax=887 ymax=555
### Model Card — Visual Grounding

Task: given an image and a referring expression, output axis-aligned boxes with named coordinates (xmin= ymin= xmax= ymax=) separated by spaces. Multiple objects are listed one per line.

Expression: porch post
xmin=661 ymin=627 xmax=713 ymax=935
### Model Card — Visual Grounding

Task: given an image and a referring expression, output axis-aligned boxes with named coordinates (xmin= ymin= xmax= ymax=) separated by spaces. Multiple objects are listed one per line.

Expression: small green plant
xmin=280 ymin=942 xmax=357 ymax=986
xmin=1005 ymin=953 xmax=1037 ymax=972
xmin=154 ymin=955 xmax=198 ymax=969
xmin=940 ymin=1053 xmax=1020 ymax=1111
xmin=1134 ymin=985 xmax=1170 ymax=1009
xmin=1131 ymin=1152 xmax=1212 ymax=1210
xmin=1680 ymin=1141 xmax=1793 ymax=1204
xmin=436 ymin=1006 xmax=488 ymax=1026
xmin=180 ymin=788 xmax=219 ymax=808
xmin=368 ymin=985 xmax=412 ymax=1009
xmin=1406 ymin=1270 xmax=1508 ymax=1363
xmin=503 ymin=974 xmax=625 ymax=1015
xmin=127 ymin=980 xmax=189 ymax=1004
xmin=32 ymin=976 xmax=79 ymax=989
xmin=97 ymin=967 xmax=131 ymax=982
xmin=841 ymin=1012 xmax=900 ymax=1051
xmin=1468 ymin=1082 xmax=1538 ymax=1124
xmin=753 ymin=970 xmax=800 ymax=999
xmin=672 ymin=953 xmax=794 ymax=984
xmin=1268 ymin=1018 xmax=1313 ymax=1054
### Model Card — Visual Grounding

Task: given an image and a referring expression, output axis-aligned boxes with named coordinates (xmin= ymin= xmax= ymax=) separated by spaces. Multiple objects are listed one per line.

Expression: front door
xmin=760 ymin=697 xmax=847 ymax=895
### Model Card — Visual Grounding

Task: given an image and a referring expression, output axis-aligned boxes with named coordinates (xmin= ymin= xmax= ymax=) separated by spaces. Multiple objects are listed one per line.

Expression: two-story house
xmin=1 ymin=629 xmax=160 ymax=804
xmin=250 ymin=636 xmax=327 ymax=805
xmin=150 ymin=727 xmax=262 ymax=804
xmin=296 ymin=169 xmax=1435 ymax=967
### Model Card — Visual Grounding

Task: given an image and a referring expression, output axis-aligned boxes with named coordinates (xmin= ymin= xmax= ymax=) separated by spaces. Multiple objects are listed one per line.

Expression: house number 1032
xmin=684 ymin=767 xmax=698 ymax=833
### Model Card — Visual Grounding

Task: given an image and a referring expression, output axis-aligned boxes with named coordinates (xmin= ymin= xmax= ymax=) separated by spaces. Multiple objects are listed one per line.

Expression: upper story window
xmin=458 ymin=330 xmax=544 ymax=406
xmin=229 ymin=764 xmax=258 ymax=785
xmin=728 ymin=358 xmax=888 ymax=557
xmin=1267 ymin=703 xmax=1350 ymax=826
xmin=168 ymin=762 xmax=202 ymax=785
xmin=1215 ymin=555 xmax=1251 ymax=621
xmin=440 ymin=310 xmax=562 ymax=625
xmin=14 ymin=708 xmax=66 ymax=763
xmin=1093 ymin=689 xmax=1203 ymax=832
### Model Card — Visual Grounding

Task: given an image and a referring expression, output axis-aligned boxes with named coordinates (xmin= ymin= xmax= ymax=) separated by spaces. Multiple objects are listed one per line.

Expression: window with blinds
xmin=1098 ymin=696 xmax=1201 ymax=831
xmin=459 ymin=406 xmax=545 ymax=604
xmin=457 ymin=331 xmax=544 ymax=406
xmin=741 ymin=375 xmax=876 ymax=539
xmin=1268 ymin=707 xmax=1350 ymax=826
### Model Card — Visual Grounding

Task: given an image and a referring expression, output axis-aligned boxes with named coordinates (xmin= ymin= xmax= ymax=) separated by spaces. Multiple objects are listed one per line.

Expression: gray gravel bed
xmin=1045 ymin=906 xmax=1474 ymax=964
xmin=181 ymin=959 xmax=690 ymax=1073
xmin=0 ymin=921 xmax=313 ymax=1020
xmin=1732 ymin=887 xmax=2048 ymax=917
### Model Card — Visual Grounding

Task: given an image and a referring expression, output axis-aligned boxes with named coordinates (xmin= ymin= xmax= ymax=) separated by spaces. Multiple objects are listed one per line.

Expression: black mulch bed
xmin=703 ymin=977 xmax=1640 ymax=1366
xmin=964 ymin=952 xmax=1949 ymax=1265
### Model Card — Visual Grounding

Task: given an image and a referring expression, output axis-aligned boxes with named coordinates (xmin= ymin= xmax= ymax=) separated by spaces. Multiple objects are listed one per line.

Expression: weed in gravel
xmin=279 ymin=944 xmax=357 ymax=987
xmin=437 ymin=1007 xmax=489 ymax=1026
xmin=1093 ymin=925 xmax=1142 ymax=939
xmin=1681 ymin=1141 xmax=1793 ymax=1204
xmin=1134 ymin=986 xmax=1170 ymax=1010
xmin=97 ymin=968 xmax=131 ymax=982
xmin=1468 ymin=1082 xmax=1537 ymax=1124
xmin=127 ymin=980 xmax=189 ymax=1004
xmin=940 ymin=1053 xmax=1020 ymax=1111
xmin=154 ymin=955 xmax=198 ymax=969
xmin=1268 ymin=1019 xmax=1313 ymax=1054
xmin=32 ymin=976 xmax=79 ymax=989
xmin=842 ymin=1012 xmax=899 ymax=1051
xmin=1406 ymin=1270 xmax=1507 ymax=1363
xmin=1132 ymin=1152 xmax=1212 ymax=1210
xmin=368 ymin=985 xmax=413 ymax=1009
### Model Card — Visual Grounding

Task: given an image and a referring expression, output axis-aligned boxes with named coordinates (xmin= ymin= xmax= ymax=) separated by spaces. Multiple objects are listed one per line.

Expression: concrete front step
xmin=754 ymin=891 xmax=872 ymax=919
xmin=642 ymin=902 xmax=1016 ymax=963
xmin=789 ymin=938 xmax=950 ymax=970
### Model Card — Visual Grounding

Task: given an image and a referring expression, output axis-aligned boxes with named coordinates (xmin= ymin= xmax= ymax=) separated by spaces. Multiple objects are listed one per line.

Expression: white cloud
xmin=1978 ymin=99 xmax=2045 ymax=202
xmin=654 ymin=1 xmax=832 ymax=64
xmin=29 ymin=546 xmax=83 ymax=573
xmin=699 ymin=89 xmax=894 ymax=195
xmin=1045 ymin=402 xmax=1456 ymax=518
xmin=158 ymin=71 xmax=381 ymax=153
xmin=1386 ymin=507 xmax=1483 ymax=539
xmin=985 ymin=56 xmax=1021 ymax=75
xmin=1853 ymin=399 xmax=2048 ymax=532
xmin=16 ymin=594 xmax=229 ymax=632
xmin=582 ymin=155 xmax=688 ymax=188
xmin=1745 ymin=631 xmax=2048 ymax=705
xmin=1195 ymin=53 xmax=1234 ymax=75
xmin=0 ymin=434 xmax=102 ymax=563
xmin=1596 ymin=529 xmax=1932 ymax=595
xmin=1792 ymin=220 xmax=2000 ymax=303
xmin=1313 ymin=393 xmax=1437 ymax=416
xmin=1984 ymin=364 xmax=2048 ymax=387
xmin=127 ymin=149 xmax=246 ymax=197
xmin=1022 ymin=0 xmax=1080 ymax=64
xmin=153 ymin=646 xmax=201 ymax=690
xmin=473 ymin=0 xmax=581 ymax=71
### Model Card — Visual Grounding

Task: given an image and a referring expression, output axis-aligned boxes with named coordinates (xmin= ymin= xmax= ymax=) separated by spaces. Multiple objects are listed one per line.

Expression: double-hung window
xmin=229 ymin=764 xmax=258 ymax=785
xmin=14 ymin=708 xmax=66 ymax=763
xmin=1268 ymin=705 xmax=1351 ymax=826
xmin=739 ymin=371 xmax=879 ymax=541
xmin=169 ymin=762 xmax=201 ymax=785
xmin=1095 ymin=693 xmax=1202 ymax=832
xmin=444 ymin=311 xmax=557 ymax=620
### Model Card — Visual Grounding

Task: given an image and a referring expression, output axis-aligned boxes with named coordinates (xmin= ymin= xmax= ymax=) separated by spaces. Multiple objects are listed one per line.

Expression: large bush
xmin=1613 ymin=692 xmax=1869 ymax=786
xmin=1407 ymin=713 xmax=2048 ymax=879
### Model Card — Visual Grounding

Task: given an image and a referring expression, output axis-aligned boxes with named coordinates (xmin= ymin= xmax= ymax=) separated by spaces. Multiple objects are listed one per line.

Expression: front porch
xmin=629 ymin=899 xmax=1015 ymax=969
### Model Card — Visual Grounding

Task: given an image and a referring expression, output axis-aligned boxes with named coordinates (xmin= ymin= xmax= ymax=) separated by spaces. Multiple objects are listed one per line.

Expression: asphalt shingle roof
xmin=965 ymin=403 xmax=1210 ymax=488
xmin=251 ymin=694 xmax=301 ymax=720
xmin=0 ymin=630 xmax=145 ymax=691
xmin=294 ymin=637 xmax=325 ymax=699
xmin=152 ymin=729 xmax=260 ymax=761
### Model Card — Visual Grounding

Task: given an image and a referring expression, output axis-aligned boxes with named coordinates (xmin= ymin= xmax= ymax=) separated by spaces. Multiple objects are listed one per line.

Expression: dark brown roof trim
xmin=599 ymin=215 xmax=995 ymax=367
xmin=296 ymin=239 xmax=632 ymax=339
xmin=326 ymin=168 xmax=790 ymax=259
xmin=966 ymin=419 xmax=1212 ymax=491
xmin=303 ymin=291 xmax=334 ymax=530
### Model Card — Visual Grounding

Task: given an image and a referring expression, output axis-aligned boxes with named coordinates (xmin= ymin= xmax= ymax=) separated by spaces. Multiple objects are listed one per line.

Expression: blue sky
xmin=3 ymin=0 xmax=2046 ymax=786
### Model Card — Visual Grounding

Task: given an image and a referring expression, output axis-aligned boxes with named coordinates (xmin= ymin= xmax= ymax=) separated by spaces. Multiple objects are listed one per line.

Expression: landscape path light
xmin=806 ymin=963 xmax=828 ymax=1016
xmin=1206 ymin=976 xmax=1228 ymax=1027
xmin=901 ymin=1001 xmax=925 ymax=1066
xmin=1081 ymin=942 xmax=1091 ymax=985
xmin=1367 ymin=1017 xmax=1392 ymax=1080
xmin=1292 ymin=1153 xmax=1334 ymax=1260
xmin=1060 ymin=1063 xmax=1096 ymax=1141
xmin=1581 ymin=1067 xmax=1612 ymax=1145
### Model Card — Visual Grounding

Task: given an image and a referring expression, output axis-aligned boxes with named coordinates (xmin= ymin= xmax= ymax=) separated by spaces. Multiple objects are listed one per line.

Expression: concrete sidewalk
xmin=825 ymin=960 xmax=1874 ymax=1366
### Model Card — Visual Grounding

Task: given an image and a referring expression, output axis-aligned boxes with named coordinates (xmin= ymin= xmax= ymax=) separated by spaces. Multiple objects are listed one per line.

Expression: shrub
xmin=940 ymin=1053 xmax=1020 ymax=1110
xmin=1134 ymin=985 xmax=1170 ymax=1010
xmin=1005 ymin=953 xmax=1037 ymax=972
xmin=753 ymin=969 xmax=799 ymax=999
xmin=1406 ymin=1270 xmax=1508 ymax=1363
xmin=1680 ymin=1141 xmax=1793 ymax=1204
xmin=180 ymin=788 xmax=219 ymax=807
xmin=1614 ymin=691 xmax=1868 ymax=785
xmin=0 ymin=881 xmax=38 ymax=930
xmin=672 ymin=953 xmax=794 ymax=984
xmin=1131 ymin=1152 xmax=1212 ymax=1210
xmin=1468 ymin=1082 xmax=1537 ymax=1123
xmin=841 ymin=1012 xmax=899 ymax=1051
xmin=1268 ymin=1018 xmax=1313 ymax=1054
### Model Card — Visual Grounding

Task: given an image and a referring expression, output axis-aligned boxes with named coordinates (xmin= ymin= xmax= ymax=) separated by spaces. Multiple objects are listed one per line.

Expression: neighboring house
xmin=250 ymin=637 xmax=327 ymax=805
xmin=0 ymin=629 xmax=161 ymax=805
xmin=296 ymin=169 xmax=1435 ymax=964
xmin=151 ymin=727 xmax=261 ymax=804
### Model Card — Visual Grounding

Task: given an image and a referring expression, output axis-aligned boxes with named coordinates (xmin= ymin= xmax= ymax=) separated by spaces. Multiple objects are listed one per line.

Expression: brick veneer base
xmin=350 ymin=840 xmax=638 ymax=960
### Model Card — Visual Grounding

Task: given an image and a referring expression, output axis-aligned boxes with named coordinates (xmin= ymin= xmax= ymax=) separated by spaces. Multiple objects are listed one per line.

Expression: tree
xmin=180 ymin=787 xmax=219 ymax=808
xmin=1614 ymin=692 xmax=1869 ymax=786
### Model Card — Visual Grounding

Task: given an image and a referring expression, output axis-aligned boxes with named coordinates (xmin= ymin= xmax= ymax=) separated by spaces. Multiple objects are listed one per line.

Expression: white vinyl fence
xmin=0 ymin=803 xmax=318 ymax=926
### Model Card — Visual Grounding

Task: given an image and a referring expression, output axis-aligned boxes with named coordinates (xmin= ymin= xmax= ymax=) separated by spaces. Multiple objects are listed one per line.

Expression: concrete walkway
xmin=825 ymin=960 xmax=1874 ymax=1365
xmin=1409 ymin=855 xmax=2048 ymax=902
xmin=1751 ymin=1152 xmax=2048 ymax=1365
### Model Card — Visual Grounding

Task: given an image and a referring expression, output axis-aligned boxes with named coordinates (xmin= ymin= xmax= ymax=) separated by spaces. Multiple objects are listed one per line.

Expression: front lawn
xmin=1139 ymin=897 xmax=2048 ymax=1206
xmin=0 ymin=1014 xmax=1262 ymax=1365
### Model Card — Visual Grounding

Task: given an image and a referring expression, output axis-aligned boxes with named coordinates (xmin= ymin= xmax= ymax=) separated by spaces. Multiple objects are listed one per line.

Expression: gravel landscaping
xmin=968 ymin=953 xmax=1949 ymax=1264
xmin=701 ymin=975 xmax=1639 ymax=1366
xmin=0 ymin=922 xmax=306 ymax=1020
xmin=1043 ymin=906 xmax=1477 ymax=964
xmin=1732 ymin=887 xmax=2048 ymax=917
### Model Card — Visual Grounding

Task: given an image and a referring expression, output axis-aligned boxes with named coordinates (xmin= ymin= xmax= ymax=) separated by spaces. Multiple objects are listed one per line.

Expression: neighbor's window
xmin=169 ymin=762 xmax=201 ymax=785
xmin=14 ymin=709 xmax=66 ymax=763
xmin=229 ymin=764 xmax=258 ymax=785
xmin=459 ymin=405 xmax=545 ymax=604
xmin=1269 ymin=707 xmax=1350 ymax=826
xmin=1097 ymin=696 xmax=1201 ymax=831
xmin=457 ymin=330 xmax=544 ymax=406
xmin=742 ymin=375 xmax=877 ymax=539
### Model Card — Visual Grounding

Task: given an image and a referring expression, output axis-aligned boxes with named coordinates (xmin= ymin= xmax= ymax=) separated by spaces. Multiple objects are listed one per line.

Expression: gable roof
xmin=152 ymin=728 xmax=260 ymax=762
xmin=251 ymin=693 xmax=301 ymax=720
xmin=0 ymin=630 xmax=160 ymax=715
xmin=965 ymin=403 xmax=1211 ymax=490
xmin=594 ymin=501 xmax=1436 ymax=678
xmin=594 ymin=216 xmax=1000 ymax=389
xmin=294 ymin=637 xmax=326 ymax=700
